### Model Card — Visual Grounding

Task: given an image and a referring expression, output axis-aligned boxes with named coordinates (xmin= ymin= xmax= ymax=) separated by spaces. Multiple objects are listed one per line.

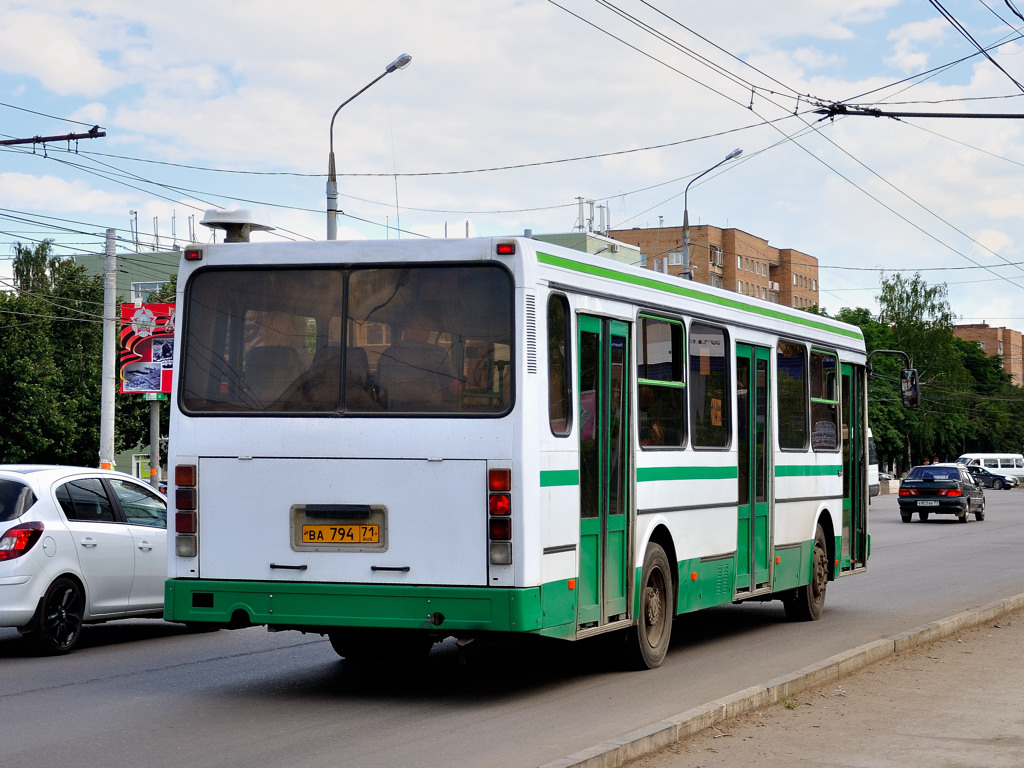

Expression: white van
xmin=955 ymin=453 xmax=1024 ymax=482
xmin=868 ymin=427 xmax=879 ymax=498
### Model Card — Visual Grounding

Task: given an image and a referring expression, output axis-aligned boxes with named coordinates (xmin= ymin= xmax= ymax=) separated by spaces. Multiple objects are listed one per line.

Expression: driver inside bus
xmin=376 ymin=313 xmax=460 ymax=411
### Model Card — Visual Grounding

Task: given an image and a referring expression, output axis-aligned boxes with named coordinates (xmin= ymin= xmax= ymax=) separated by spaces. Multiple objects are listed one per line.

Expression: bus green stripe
xmin=775 ymin=464 xmax=842 ymax=477
xmin=540 ymin=469 xmax=579 ymax=487
xmin=637 ymin=465 xmax=738 ymax=482
xmin=537 ymin=251 xmax=862 ymax=341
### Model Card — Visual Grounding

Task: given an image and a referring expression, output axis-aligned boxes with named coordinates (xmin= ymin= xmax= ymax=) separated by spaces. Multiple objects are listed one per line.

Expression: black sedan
xmin=966 ymin=464 xmax=1019 ymax=490
xmin=897 ymin=463 xmax=985 ymax=523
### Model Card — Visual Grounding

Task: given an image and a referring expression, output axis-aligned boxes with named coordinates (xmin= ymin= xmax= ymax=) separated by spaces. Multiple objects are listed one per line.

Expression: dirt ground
xmin=628 ymin=607 xmax=1024 ymax=768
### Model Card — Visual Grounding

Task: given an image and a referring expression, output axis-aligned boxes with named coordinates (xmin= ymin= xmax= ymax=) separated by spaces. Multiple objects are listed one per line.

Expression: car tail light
xmin=940 ymin=488 xmax=962 ymax=497
xmin=0 ymin=521 xmax=44 ymax=562
xmin=175 ymin=463 xmax=198 ymax=558
xmin=488 ymin=468 xmax=512 ymax=565
xmin=899 ymin=488 xmax=917 ymax=497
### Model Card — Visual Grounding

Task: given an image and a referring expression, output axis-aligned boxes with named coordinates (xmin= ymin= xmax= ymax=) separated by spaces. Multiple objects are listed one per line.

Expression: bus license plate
xmin=301 ymin=524 xmax=380 ymax=544
xmin=917 ymin=500 xmax=940 ymax=507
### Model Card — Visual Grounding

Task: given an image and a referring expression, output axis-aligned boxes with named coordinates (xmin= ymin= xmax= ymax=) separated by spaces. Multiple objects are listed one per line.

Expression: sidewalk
xmin=545 ymin=595 xmax=1024 ymax=768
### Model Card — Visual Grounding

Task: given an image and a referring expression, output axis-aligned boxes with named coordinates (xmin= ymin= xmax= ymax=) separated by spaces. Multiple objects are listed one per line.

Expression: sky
xmin=3 ymin=0 xmax=1024 ymax=329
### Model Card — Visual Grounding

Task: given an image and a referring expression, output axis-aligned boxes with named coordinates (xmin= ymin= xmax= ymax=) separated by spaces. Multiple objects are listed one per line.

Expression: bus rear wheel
xmin=784 ymin=524 xmax=828 ymax=622
xmin=628 ymin=542 xmax=674 ymax=669
xmin=328 ymin=627 xmax=434 ymax=663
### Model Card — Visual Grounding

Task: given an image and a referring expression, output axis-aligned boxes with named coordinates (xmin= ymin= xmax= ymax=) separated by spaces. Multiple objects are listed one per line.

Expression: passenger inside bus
xmin=375 ymin=314 xmax=460 ymax=411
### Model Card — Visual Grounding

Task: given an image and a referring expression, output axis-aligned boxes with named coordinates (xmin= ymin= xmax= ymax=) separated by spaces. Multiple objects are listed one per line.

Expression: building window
xmin=131 ymin=281 xmax=169 ymax=303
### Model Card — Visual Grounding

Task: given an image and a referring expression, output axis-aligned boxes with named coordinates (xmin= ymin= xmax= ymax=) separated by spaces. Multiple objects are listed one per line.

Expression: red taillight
xmin=488 ymin=468 xmax=511 ymax=492
xmin=489 ymin=518 xmax=512 ymax=541
xmin=488 ymin=468 xmax=512 ymax=564
xmin=899 ymin=488 xmax=916 ymax=497
xmin=495 ymin=242 xmax=516 ymax=256
xmin=175 ymin=511 xmax=197 ymax=534
xmin=489 ymin=494 xmax=511 ymax=516
xmin=183 ymin=247 xmax=203 ymax=261
xmin=175 ymin=487 xmax=197 ymax=510
xmin=941 ymin=488 xmax=962 ymax=497
xmin=0 ymin=521 xmax=44 ymax=561
xmin=176 ymin=464 xmax=197 ymax=486
xmin=175 ymin=463 xmax=198 ymax=558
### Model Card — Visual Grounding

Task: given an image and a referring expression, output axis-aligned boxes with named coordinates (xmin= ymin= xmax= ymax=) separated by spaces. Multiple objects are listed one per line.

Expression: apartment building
xmin=606 ymin=224 xmax=819 ymax=309
xmin=953 ymin=324 xmax=1024 ymax=385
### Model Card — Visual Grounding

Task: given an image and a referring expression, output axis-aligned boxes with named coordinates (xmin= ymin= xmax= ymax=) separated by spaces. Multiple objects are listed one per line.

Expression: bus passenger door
xmin=577 ymin=315 xmax=630 ymax=628
xmin=736 ymin=344 xmax=771 ymax=594
xmin=840 ymin=364 xmax=868 ymax=571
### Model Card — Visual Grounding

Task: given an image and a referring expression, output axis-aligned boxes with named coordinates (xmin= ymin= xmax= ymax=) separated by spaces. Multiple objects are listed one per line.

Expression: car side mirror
xmin=901 ymin=368 xmax=920 ymax=408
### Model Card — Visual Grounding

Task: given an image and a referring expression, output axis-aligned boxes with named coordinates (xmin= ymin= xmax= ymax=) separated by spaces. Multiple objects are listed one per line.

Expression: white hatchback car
xmin=0 ymin=465 xmax=167 ymax=654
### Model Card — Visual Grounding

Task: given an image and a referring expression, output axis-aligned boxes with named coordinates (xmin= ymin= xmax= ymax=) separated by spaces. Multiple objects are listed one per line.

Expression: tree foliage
xmin=0 ymin=241 xmax=166 ymax=466
xmin=832 ymin=273 xmax=1024 ymax=473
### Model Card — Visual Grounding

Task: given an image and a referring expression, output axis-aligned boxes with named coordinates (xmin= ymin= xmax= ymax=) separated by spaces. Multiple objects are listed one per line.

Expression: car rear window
xmin=906 ymin=466 xmax=959 ymax=481
xmin=0 ymin=479 xmax=36 ymax=523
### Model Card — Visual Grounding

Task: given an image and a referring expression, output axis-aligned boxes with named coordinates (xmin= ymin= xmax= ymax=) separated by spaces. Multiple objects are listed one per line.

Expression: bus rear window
xmin=180 ymin=265 xmax=513 ymax=416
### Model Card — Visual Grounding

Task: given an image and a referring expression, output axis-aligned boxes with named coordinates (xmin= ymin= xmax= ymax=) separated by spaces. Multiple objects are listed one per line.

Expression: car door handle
xmin=137 ymin=542 xmax=153 ymax=551
xmin=80 ymin=537 xmax=98 ymax=548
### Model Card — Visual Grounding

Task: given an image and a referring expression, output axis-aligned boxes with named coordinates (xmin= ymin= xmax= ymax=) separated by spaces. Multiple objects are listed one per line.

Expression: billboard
xmin=120 ymin=303 xmax=175 ymax=394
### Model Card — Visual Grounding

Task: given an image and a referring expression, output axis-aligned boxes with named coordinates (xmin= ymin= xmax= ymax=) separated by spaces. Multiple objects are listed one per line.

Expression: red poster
xmin=120 ymin=303 xmax=175 ymax=394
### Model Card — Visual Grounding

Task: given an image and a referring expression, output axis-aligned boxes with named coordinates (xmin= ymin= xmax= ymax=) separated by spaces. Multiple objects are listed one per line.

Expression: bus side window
xmin=547 ymin=294 xmax=572 ymax=436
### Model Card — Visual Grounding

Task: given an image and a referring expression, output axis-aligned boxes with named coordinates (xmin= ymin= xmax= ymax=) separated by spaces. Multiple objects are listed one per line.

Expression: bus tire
xmin=628 ymin=542 xmax=674 ymax=669
xmin=328 ymin=627 xmax=434 ymax=662
xmin=784 ymin=524 xmax=828 ymax=622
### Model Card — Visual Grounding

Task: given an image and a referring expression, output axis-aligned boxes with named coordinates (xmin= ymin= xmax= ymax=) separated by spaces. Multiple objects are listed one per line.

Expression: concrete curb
xmin=540 ymin=593 xmax=1024 ymax=768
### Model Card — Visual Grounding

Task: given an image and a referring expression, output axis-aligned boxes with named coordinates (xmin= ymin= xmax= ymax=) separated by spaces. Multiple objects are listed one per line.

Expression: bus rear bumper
xmin=164 ymin=578 xmax=548 ymax=634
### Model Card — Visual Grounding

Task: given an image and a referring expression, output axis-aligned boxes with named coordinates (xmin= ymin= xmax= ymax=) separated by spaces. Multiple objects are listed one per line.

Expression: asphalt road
xmin=2 ymin=492 xmax=1022 ymax=768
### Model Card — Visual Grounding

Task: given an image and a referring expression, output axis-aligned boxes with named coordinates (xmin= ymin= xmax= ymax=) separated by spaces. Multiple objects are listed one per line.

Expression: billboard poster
xmin=120 ymin=303 xmax=175 ymax=394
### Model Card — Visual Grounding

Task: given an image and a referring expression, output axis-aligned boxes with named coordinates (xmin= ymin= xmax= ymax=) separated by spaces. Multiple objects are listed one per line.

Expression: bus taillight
xmin=488 ymin=468 xmax=512 ymax=565
xmin=175 ymin=463 xmax=198 ymax=558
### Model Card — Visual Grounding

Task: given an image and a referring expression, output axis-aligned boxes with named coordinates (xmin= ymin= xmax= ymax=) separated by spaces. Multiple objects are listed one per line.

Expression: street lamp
xmin=681 ymin=148 xmax=742 ymax=278
xmin=327 ymin=53 xmax=412 ymax=240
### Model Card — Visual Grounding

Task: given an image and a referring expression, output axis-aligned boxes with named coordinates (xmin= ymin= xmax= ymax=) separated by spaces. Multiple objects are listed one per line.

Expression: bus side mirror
xmin=901 ymin=368 xmax=919 ymax=408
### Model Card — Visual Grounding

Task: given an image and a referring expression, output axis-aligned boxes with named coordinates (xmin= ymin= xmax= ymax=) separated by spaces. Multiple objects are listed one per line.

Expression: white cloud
xmin=885 ymin=18 xmax=948 ymax=74
xmin=0 ymin=8 xmax=124 ymax=96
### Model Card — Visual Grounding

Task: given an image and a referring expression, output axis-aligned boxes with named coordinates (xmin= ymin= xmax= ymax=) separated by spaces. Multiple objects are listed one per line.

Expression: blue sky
xmin=3 ymin=0 xmax=1024 ymax=328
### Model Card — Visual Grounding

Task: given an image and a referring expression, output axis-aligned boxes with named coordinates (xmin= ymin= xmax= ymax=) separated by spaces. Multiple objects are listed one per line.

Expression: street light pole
xmin=681 ymin=148 xmax=742 ymax=278
xmin=327 ymin=53 xmax=412 ymax=240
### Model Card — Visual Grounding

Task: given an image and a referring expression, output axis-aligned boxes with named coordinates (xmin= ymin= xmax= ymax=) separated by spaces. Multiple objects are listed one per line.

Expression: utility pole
xmin=149 ymin=396 xmax=160 ymax=489
xmin=99 ymin=229 xmax=116 ymax=470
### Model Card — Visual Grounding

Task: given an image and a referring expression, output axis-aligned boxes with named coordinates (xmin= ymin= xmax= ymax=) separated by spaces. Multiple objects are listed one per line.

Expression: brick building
xmin=953 ymin=324 xmax=1024 ymax=385
xmin=606 ymin=224 xmax=819 ymax=309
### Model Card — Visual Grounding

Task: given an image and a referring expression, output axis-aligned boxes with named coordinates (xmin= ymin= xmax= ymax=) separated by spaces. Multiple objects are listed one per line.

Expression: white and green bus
xmin=165 ymin=236 xmax=871 ymax=668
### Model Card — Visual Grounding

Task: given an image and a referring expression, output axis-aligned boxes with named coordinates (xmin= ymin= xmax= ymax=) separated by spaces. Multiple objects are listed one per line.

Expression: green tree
xmin=0 ymin=240 xmax=163 ymax=465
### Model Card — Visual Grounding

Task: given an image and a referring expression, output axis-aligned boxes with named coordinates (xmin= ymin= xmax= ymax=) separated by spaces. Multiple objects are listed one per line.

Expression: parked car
xmin=0 ymin=465 xmax=167 ymax=654
xmin=897 ymin=463 xmax=985 ymax=523
xmin=966 ymin=464 xmax=1019 ymax=490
